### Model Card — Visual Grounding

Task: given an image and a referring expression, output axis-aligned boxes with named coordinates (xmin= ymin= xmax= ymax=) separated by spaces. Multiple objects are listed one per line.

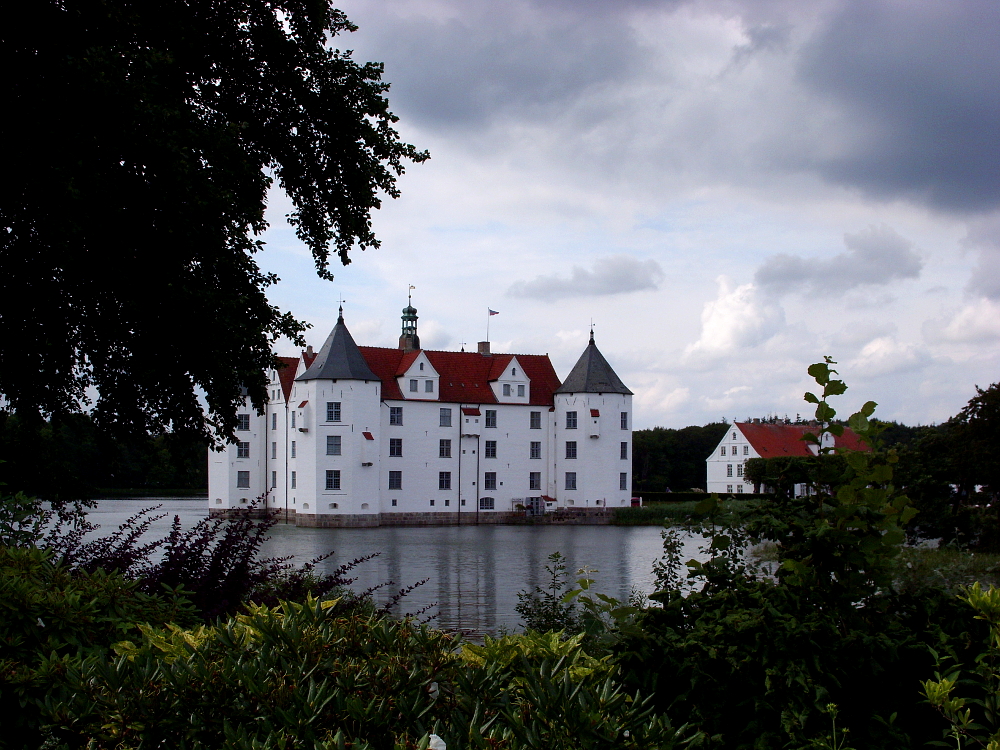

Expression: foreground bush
xmin=44 ymin=598 xmax=697 ymax=750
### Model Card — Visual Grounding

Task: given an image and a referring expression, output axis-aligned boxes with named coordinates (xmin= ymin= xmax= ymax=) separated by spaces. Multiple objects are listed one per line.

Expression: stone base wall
xmin=285 ymin=507 xmax=615 ymax=527
xmin=209 ymin=507 xmax=294 ymax=520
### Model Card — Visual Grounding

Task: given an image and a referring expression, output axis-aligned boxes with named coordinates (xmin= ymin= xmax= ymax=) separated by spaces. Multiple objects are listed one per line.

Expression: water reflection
xmin=87 ymin=499 xmax=705 ymax=636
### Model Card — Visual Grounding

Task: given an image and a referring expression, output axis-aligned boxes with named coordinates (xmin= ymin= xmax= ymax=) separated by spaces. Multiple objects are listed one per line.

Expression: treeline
xmin=0 ymin=412 xmax=208 ymax=499
xmin=632 ymin=422 xmax=728 ymax=492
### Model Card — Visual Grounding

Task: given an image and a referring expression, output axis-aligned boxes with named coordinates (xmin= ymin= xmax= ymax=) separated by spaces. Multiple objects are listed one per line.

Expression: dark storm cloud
xmin=508 ymin=255 xmax=665 ymax=301
xmin=755 ymin=224 xmax=921 ymax=295
xmin=349 ymin=3 xmax=641 ymax=129
xmin=798 ymin=0 xmax=1000 ymax=212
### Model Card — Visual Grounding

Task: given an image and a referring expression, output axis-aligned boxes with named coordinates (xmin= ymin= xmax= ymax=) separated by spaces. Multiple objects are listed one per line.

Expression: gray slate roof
xmin=555 ymin=335 xmax=632 ymax=395
xmin=296 ymin=311 xmax=380 ymax=382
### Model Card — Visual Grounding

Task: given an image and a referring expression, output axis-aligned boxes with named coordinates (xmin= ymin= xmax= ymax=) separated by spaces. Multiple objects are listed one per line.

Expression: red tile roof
xmin=275 ymin=356 xmax=300 ymax=402
xmin=357 ymin=347 xmax=562 ymax=406
xmin=737 ymin=423 xmax=869 ymax=457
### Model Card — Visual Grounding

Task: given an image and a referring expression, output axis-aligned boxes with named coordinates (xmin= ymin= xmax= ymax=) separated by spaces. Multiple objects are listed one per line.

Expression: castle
xmin=208 ymin=302 xmax=634 ymax=526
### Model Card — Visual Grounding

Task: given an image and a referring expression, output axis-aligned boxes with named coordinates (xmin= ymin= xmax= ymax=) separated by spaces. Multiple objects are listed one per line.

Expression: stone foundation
xmin=287 ymin=507 xmax=615 ymax=527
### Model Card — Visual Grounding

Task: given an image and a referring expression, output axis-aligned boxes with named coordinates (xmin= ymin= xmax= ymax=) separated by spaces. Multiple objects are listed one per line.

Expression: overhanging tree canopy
xmin=0 ymin=0 xmax=427 ymax=440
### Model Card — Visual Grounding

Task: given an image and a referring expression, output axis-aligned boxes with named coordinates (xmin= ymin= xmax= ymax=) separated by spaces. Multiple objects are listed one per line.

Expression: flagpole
xmin=486 ymin=308 xmax=490 ymax=342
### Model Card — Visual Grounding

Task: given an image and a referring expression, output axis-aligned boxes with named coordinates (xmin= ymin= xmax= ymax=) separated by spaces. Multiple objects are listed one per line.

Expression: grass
xmin=892 ymin=546 xmax=1000 ymax=593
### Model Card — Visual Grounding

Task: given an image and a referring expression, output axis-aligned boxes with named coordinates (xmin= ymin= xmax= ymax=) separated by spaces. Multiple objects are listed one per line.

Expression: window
xmin=620 ymin=442 xmax=628 ymax=460
xmin=327 ymin=435 xmax=342 ymax=456
xmin=732 ymin=432 xmax=737 ymax=440
xmin=237 ymin=414 xmax=250 ymax=431
xmin=529 ymin=472 xmax=541 ymax=490
xmin=512 ymin=367 xmax=516 ymax=376
xmin=517 ymin=384 xmax=525 ymax=397
xmin=425 ymin=380 xmax=434 ymax=393
xmin=388 ymin=471 xmax=402 ymax=490
xmin=326 ymin=470 xmax=341 ymax=490
xmin=480 ymin=497 xmax=495 ymax=510
xmin=439 ymin=472 xmax=452 ymax=490
xmin=503 ymin=383 xmax=511 ymax=396
xmin=445 ymin=498 xmax=450 ymax=507
xmin=290 ymin=471 xmax=296 ymax=489
xmin=390 ymin=407 xmax=403 ymax=425
xmin=737 ymin=484 xmax=744 ymax=493
xmin=271 ymin=471 xmax=277 ymax=488
xmin=743 ymin=445 xmax=749 ymax=456
xmin=291 ymin=440 xmax=296 ymax=458
xmin=727 ymin=484 xmax=734 ymax=493
xmin=621 ymin=412 xmax=628 ymax=430
xmin=727 ymin=464 xmax=733 ymax=477
xmin=566 ymin=441 xmax=577 ymax=459
xmin=391 ymin=498 xmax=397 ymax=507
xmin=271 ymin=413 xmax=277 ymax=430
xmin=565 ymin=472 xmax=577 ymax=490
xmin=530 ymin=441 xmax=541 ymax=459
xmin=485 ymin=440 xmax=497 ymax=459
xmin=721 ymin=446 xmax=727 ymax=456
xmin=430 ymin=499 xmax=435 ymax=506
xmin=271 ymin=442 xmax=277 ymax=460
xmin=439 ymin=408 xmax=452 ymax=427
xmin=389 ymin=438 xmax=402 ymax=457
xmin=530 ymin=411 xmax=541 ymax=429
xmin=419 ymin=362 xmax=424 ymax=371
xmin=236 ymin=471 xmax=250 ymax=488
xmin=327 ymin=402 xmax=341 ymax=422
xmin=409 ymin=379 xmax=418 ymax=392
xmin=237 ymin=441 xmax=250 ymax=458
xmin=484 ymin=472 xmax=497 ymax=490
xmin=737 ymin=464 xmax=744 ymax=477
xmin=566 ymin=411 xmax=577 ymax=429
xmin=439 ymin=439 xmax=451 ymax=458
xmin=291 ymin=411 xmax=296 ymax=429
xmin=485 ymin=410 xmax=497 ymax=428
xmin=621 ymin=472 xmax=629 ymax=491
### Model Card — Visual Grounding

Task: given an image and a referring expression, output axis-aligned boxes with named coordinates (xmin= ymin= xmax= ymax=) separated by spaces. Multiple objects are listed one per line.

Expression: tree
xmin=0 ymin=0 xmax=428 ymax=441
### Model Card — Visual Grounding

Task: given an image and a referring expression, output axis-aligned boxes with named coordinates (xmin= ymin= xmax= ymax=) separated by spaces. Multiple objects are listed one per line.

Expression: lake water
xmin=85 ymin=498 xmax=702 ymax=636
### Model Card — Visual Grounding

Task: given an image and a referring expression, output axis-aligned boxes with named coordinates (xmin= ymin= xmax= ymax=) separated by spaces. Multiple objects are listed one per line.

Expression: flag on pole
xmin=489 ymin=309 xmax=499 ymax=316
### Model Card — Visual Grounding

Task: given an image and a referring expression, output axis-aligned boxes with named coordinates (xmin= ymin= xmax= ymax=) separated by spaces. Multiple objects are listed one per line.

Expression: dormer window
xmin=409 ymin=379 xmax=418 ymax=392
xmin=425 ymin=380 xmax=434 ymax=393
xmin=503 ymin=384 xmax=511 ymax=396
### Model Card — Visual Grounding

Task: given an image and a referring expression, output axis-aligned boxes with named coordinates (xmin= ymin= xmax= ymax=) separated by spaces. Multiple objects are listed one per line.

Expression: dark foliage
xmin=0 ymin=411 xmax=208 ymax=502
xmin=633 ymin=422 xmax=728 ymax=492
xmin=0 ymin=0 xmax=427 ymax=440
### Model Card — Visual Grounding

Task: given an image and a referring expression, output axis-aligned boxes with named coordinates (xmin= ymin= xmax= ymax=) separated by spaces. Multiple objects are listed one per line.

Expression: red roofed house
xmin=706 ymin=421 xmax=868 ymax=495
xmin=209 ymin=301 xmax=634 ymax=526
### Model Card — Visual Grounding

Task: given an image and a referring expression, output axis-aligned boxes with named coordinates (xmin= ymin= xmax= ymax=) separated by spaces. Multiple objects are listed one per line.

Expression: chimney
xmin=306 ymin=345 xmax=314 ymax=356
xmin=477 ymin=341 xmax=491 ymax=355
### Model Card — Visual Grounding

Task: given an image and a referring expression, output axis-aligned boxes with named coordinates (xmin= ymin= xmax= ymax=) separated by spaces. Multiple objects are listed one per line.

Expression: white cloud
xmin=847 ymin=336 xmax=930 ymax=378
xmin=684 ymin=277 xmax=785 ymax=360
xmin=507 ymin=255 xmax=664 ymax=301
xmin=924 ymin=299 xmax=1000 ymax=344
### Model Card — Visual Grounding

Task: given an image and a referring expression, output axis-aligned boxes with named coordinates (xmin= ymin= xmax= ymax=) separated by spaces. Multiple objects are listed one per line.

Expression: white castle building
xmin=208 ymin=303 xmax=633 ymax=526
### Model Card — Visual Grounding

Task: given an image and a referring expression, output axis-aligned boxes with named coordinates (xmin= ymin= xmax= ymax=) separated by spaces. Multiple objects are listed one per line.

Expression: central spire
xmin=399 ymin=288 xmax=420 ymax=351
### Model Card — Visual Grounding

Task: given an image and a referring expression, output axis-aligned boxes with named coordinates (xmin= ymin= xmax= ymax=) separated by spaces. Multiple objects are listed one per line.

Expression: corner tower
xmin=291 ymin=307 xmax=382 ymax=527
xmin=553 ymin=329 xmax=633 ymax=508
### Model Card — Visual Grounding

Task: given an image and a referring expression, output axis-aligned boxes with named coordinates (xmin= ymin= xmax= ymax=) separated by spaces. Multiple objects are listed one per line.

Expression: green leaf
xmin=816 ymin=402 xmax=837 ymax=422
xmin=804 ymin=392 xmax=820 ymax=404
xmin=694 ymin=496 xmax=719 ymax=515
xmin=861 ymin=400 xmax=877 ymax=417
xmin=824 ymin=379 xmax=848 ymax=397
xmin=807 ymin=363 xmax=831 ymax=385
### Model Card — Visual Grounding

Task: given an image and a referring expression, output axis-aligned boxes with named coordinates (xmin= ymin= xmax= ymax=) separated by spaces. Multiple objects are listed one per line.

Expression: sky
xmin=256 ymin=0 xmax=1000 ymax=430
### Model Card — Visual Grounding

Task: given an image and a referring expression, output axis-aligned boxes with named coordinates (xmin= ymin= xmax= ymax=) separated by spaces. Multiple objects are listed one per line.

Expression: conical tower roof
xmin=296 ymin=308 xmax=379 ymax=382
xmin=555 ymin=331 xmax=632 ymax=395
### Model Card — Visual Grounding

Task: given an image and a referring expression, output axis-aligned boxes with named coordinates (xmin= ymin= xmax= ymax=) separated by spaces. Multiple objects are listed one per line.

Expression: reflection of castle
xmin=209 ymin=302 xmax=633 ymax=526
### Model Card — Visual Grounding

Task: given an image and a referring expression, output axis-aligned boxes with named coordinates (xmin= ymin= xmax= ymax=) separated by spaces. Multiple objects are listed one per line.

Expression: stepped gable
xmin=555 ymin=333 xmax=632 ymax=395
xmin=357 ymin=347 xmax=562 ymax=406
xmin=296 ymin=310 xmax=379 ymax=382
xmin=275 ymin=356 xmax=300 ymax=401
xmin=738 ymin=422 xmax=868 ymax=457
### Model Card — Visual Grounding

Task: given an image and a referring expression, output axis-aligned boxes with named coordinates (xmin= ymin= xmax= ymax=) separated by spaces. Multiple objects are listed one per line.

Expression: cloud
xmin=924 ymin=299 xmax=1000 ymax=344
xmin=755 ymin=224 xmax=921 ymax=295
xmin=684 ymin=276 xmax=784 ymax=360
xmin=961 ymin=213 xmax=1000 ymax=299
xmin=847 ymin=336 xmax=930 ymax=378
xmin=798 ymin=0 xmax=1000 ymax=212
xmin=507 ymin=255 xmax=664 ymax=301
